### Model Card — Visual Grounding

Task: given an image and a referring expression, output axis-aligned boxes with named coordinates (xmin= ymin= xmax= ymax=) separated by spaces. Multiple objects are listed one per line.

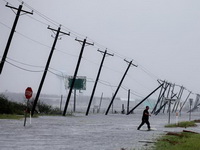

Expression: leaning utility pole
xmin=86 ymin=49 xmax=114 ymax=116
xmin=105 ymin=59 xmax=137 ymax=115
xmin=127 ymin=83 xmax=164 ymax=115
xmin=97 ymin=92 xmax=103 ymax=113
xmin=63 ymin=38 xmax=94 ymax=116
xmin=31 ymin=26 xmax=70 ymax=116
xmin=179 ymin=91 xmax=192 ymax=113
xmin=162 ymin=83 xmax=172 ymax=113
xmin=151 ymin=81 xmax=168 ymax=114
xmin=172 ymin=86 xmax=184 ymax=113
xmin=174 ymin=86 xmax=184 ymax=112
xmin=0 ymin=3 xmax=33 ymax=74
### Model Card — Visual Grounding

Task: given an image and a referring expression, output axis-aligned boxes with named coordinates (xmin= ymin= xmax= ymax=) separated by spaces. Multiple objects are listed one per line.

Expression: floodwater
xmin=0 ymin=111 xmax=200 ymax=150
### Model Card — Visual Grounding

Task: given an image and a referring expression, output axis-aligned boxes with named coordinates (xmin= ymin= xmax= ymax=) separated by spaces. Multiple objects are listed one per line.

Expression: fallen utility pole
xmin=127 ymin=83 xmax=164 ymax=115
xmin=166 ymin=83 xmax=177 ymax=113
xmin=164 ymin=83 xmax=176 ymax=113
xmin=152 ymin=81 xmax=168 ymax=114
xmin=63 ymin=38 xmax=94 ymax=116
xmin=151 ymin=80 xmax=165 ymax=114
xmin=179 ymin=91 xmax=191 ymax=113
xmin=0 ymin=3 xmax=33 ymax=74
xmin=155 ymin=92 xmax=177 ymax=115
xmin=105 ymin=59 xmax=137 ymax=115
xmin=154 ymin=101 xmax=168 ymax=115
xmin=162 ymin=83 xmax=172 ymax=113
xmin=86 ymin=49 xmax=113 ymax=116
xmin=163 ymin=83 xmax=172 ymax=106
xmin=174 ymin=86 xmax=184 ymax=112
xmin=172 ymin=86 xmax=184 ymax=113
xmin=31 ymin=26 xmax=70 ymax=116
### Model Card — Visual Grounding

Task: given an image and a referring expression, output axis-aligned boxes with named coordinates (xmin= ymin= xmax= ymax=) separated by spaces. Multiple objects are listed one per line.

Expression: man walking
xmin=137 ymin=106 xmax=151 ymax=130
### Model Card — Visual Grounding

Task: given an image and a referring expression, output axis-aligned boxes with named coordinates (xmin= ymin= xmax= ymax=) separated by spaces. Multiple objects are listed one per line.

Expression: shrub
xmin=0 ymin=94 xmax=25 ymax=115
xmin=0 ymin=94 xmax=61 ymax=115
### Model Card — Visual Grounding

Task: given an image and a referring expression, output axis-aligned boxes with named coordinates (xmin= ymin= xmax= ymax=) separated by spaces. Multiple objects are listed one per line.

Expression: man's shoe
xmin=137 ymin=127 xmax=140 ymax=130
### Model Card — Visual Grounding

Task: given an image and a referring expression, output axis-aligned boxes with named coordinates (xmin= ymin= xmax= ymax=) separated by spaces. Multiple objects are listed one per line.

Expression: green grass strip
xmin=154 ymin=132 xmax=200 ymax=150
xmin=165 ymin=121 xmax=197 ymax=128
xmin=0 ymin=114 xmax=24 ymax=120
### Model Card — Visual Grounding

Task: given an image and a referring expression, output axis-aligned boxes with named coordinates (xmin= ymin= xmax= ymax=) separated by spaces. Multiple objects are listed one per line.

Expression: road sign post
xmin=24 ymin=87 xmax=33 ymax=127
xmin=65 ymin=76 xmax=86 ymax=113
xmin=189 ymin=98 xmax=193 ymax=121
xmin=164 ymin=98 xmax=176 ymax=124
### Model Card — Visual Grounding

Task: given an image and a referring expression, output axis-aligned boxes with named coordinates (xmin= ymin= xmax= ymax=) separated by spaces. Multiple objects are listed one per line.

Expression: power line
xmin=15 ymin=30 xmax=51 ymax=49
xmin=6 ymin=57 xmax=44 ymax=68
xmin=126 ymin=74 xmax=157 ymax=92
xmin=17 ymin=0 xmax=86 ymax=40
xmin=15 ymin=28 xmax=79 ymax=58
xmin=120 ymin=86 xmax=144 ymax=99
xmin=17 ymin=0 xmax=58 ymax=27
xmin=15 ymin=0 xmax=160 ymax=84
xmin=26 ymin=15 xmax=49 ymax=26
xmin=48 ymin=69 xmax=64 ymax=78
xmin=6 ymin=60 xmax=44 ymax=72
xmin=0 ymin=20 xmax=77 ymax=58
xmin=0 ymin=21 xmax=11 ymax=29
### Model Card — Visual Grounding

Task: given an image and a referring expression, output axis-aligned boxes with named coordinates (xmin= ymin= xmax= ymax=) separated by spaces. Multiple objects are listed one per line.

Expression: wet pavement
xmin=0 ymin=111 xmax=200 ymax=150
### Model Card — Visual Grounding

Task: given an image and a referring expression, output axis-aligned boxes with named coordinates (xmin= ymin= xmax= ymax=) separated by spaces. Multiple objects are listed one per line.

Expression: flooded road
xmin=0 ymin=112 xmax=200 ymax=150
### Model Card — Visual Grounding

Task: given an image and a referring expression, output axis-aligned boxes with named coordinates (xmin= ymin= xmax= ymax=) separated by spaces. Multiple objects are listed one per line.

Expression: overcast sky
xmin=0 ymin=0 xmax=200 ymax=101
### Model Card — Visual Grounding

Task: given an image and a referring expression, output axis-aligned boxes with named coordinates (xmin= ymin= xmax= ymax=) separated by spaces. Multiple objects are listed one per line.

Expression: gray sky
xmin=0 ymin=0 xmax=200 ymax=100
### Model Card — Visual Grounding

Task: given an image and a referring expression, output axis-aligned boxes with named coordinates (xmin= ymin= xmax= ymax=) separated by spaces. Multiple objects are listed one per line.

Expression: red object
xmin=25 ymin=87 xmax=33 ymax=99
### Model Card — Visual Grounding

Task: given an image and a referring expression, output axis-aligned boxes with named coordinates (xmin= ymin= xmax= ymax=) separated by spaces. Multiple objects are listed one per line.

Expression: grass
xmin=153 ymin=120 xmax=200 ymax=150
xmin=153 ymin=132 xmax=200 ymax=150
xmin=165 ymin=121 xmax=197 ymax=128
xmin=0 ymin=114 xmax=24 ymax=120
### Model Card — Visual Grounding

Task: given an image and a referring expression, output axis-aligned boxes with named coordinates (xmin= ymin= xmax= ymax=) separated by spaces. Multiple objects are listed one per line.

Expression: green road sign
xmin=68 ymin=76 xmax=86 ymax=90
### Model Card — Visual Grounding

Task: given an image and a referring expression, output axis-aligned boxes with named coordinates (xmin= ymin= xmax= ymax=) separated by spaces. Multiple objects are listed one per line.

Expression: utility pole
xmin=174 ymin=86 xmax=184 ymax=112
xmin=127 ymin=89 xmax=130 ymax=114
xmin=172 ymin=86 xmax=184 ymax=112
xmin=179 ymin=91 xmax=191 ymax=113
xmin=60 ymin=95 xmax=63 ymax=113
xmin=154 ymin=90 xmax=177 ymax=115
xmin=162 ymin=83 xmax=172 ymax=113
xmin=97 ymin=92 xmax=103 ymax=113
xmin=167 ymin=99 xmax=172 ymax=124
xmin=151 ymin=80 xmax=165 ymax=114
xmin=166 ymin=83 xmax=176 ymax=113
xmin=151 ymin=81 xmax=168 ymax=114
xmin=86 ymin=49 xmax=113 ymax=115
xmin=73 ymin=89 xmax=76 ymax=112
xmin=63 ymin=38 xmax=94 ymax=116
xmin=31 ymin=26 xmax=70 ymax=116
xmin=105 ymin=59 xmax=137 ymax=115
xmin=0 ymin=3 xmax=33 ymax=74
xmin=127 ymin=83 xmax=164 ymax=115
